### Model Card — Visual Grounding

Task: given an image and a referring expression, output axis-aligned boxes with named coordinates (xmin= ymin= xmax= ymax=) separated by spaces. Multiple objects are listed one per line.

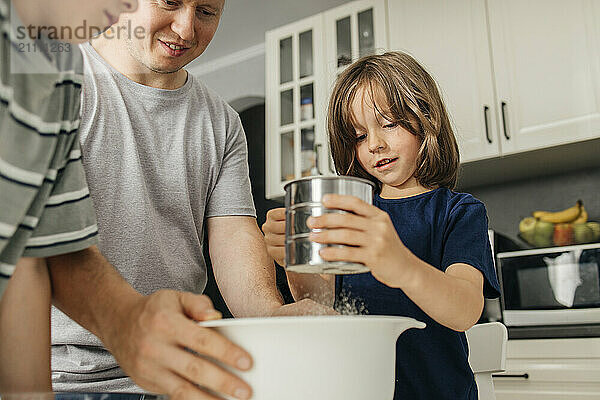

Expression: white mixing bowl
xmin=199 ymin=315 xmax=425 ymax=400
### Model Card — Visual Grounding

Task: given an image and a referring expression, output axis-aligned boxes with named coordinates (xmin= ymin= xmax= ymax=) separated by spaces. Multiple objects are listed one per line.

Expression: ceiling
xmin=193 ymin=0 xmax=353 ymax=64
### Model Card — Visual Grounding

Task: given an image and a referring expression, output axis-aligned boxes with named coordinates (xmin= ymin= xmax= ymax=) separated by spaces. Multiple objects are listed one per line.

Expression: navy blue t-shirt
xmin=335 ymin=187 xmax=500 ymax=400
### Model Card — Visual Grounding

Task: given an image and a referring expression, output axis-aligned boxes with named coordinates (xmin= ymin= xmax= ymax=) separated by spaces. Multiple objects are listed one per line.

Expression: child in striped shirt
xmin=0 ymin=0 xmax=135 ymax=393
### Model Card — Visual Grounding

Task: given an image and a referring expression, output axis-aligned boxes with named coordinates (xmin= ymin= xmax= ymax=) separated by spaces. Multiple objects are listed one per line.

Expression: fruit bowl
xmin=518 ymin=200 xmax=600 ymax=248
xmin=518 ymin=222 xmax=600 ymax=248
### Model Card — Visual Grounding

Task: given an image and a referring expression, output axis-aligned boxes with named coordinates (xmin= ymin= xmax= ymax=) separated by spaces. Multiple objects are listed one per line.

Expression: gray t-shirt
xmin=51 ymin=42 xmax=256 ymax=392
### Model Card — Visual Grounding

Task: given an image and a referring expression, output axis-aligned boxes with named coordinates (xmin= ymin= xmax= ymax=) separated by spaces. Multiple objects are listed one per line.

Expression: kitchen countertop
xmin=508 ymin=323 xmax=600 ymax=339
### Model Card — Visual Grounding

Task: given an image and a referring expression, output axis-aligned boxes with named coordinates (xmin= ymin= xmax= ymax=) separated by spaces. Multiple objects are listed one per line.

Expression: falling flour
xmin=334 ymin=289 xmax=368 ymax=315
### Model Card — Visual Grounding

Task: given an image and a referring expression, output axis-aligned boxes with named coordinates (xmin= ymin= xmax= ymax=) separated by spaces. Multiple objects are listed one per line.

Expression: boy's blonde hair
xmin=327 ymin=51 xmax=459 ymax=190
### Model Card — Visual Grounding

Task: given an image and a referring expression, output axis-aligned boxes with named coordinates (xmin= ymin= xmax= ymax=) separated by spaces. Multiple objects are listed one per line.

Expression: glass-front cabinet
xmin=265 ymin=15 xmax=326 ymax=198
xmin=324 ymin=0 xmax=388 ymax=82
xmin=322 ymin=0 xmax=388 ymax=175
xmin=265 ymin=0 xmax=388 ymax=199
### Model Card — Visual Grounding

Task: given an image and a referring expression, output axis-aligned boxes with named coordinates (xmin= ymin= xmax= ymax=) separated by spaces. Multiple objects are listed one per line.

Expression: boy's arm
xmin=286 ymin=272 xmax=335 ymax=307
xmin=262 ymin=208 xmax=335 ymax=307
xmin=321 ymin=234 xmax=484 ymax=330
xmin=309 ymin=194 xmax=485 ymax=331
xmin=383 ymin=257 xmax=485 ymax=332
xmin=0 ymin=257 xmax=52 ymax=393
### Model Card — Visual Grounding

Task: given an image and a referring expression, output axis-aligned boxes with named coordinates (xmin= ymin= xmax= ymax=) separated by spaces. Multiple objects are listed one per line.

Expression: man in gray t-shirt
xmin=51 ymin=39 xmax=271 ymax=393
xmin=48 ymin=0 xmax=328 ymax=398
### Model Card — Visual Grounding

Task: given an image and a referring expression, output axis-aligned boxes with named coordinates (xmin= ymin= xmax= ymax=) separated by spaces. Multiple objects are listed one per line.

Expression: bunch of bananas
xmin=533 ymin=200 xmax=587 ymax=224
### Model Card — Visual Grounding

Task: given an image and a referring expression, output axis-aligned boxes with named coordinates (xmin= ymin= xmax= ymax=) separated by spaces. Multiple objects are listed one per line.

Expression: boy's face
xmin=351 ymin=86 xmax=423 ymax=196
xmin=119 ymin=0 xmax=224 ymax=74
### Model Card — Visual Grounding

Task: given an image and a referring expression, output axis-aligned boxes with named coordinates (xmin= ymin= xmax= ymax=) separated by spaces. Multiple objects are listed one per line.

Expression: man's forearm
xmin=214 ymin=234 xmax=283 ymax=317
xmin=208 ymin=216 xmax=283 ymax=318
xmin=46 ymin=246 xmax=142 ymax=345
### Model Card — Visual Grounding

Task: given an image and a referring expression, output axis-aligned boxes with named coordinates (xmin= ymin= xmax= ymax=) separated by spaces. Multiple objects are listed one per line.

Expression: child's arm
xmin=0 ymin=257 xmax=52 ymax=393
xmin=262 ymin=208 xmax=335 ymax=307
xmin=308 ymin=194 xmax=484 ymax=332
xmin=286 ymin=272 xmax=335 ymax=307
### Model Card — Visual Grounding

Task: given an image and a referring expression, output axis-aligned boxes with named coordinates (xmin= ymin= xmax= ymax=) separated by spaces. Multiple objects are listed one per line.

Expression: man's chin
xmin=157 ymin=54 xmax=196 ymax=71
xmin=145 ymin=59 xmax=188 ymax=75
xmin=150 ymin=65 xmax=184 ymax=74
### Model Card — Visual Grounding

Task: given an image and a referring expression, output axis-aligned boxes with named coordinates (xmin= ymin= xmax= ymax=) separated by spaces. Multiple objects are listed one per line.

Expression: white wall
xmin=189 ymin=50 xmax=265 ymax=107
xmin=199 ymin=0 xmax=352 ymax=62
xmin=188 ymin=0 xmax=356 ymax=106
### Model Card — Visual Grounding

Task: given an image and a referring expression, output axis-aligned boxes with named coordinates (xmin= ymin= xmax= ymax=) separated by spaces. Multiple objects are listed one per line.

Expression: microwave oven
xmin=497 ymin=242 xmax=600 ymax=327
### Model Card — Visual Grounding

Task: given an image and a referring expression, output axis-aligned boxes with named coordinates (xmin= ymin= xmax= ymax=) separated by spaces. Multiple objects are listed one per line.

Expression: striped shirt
xmin=0 ymin=0 xmax=98 ymax=296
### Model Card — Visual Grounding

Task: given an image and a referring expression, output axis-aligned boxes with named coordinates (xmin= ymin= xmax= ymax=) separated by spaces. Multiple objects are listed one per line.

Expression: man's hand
xmin=271 ymin=299 xmax=339 ymax=317
xmin=261 ymin=208 xmax=286 ymax=266
xmin=47 ymin=248 xmax=254 ymax=400
xmin=104 ymin=290 xmax=254 ymax=400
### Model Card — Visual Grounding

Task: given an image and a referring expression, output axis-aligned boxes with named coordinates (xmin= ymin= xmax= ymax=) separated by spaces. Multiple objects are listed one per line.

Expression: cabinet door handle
xmin=314 ymin=143 xmax=323 ymax=175
xmin=483 ymin=105 xmax=492 ymax=144
xmin=501 ymin=101 xmax=510 ymax=140
xmin=492 ymin=373 xmax=529 ymax=379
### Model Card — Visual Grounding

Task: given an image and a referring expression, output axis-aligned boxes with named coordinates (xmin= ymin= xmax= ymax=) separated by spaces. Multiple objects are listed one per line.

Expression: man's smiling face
xmin=121 ymin=0 xmax=224 ymax=74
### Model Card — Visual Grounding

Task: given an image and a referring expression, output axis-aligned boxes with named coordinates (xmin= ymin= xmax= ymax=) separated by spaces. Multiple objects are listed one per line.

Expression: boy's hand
xmin=307 ymin=194 xmax=411 ymax=288
xmin=261 ymin=208 xmax=286 ymax=266
xmin=271 ymin=299 xmax=339 ymax=317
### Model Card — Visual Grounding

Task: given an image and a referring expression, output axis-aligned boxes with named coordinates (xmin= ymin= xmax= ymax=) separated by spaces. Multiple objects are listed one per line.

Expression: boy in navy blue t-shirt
xmin=263 ymin=51 xmax=500 ymax=399
xmin=337 ymin=189 xmax=499 ymax=399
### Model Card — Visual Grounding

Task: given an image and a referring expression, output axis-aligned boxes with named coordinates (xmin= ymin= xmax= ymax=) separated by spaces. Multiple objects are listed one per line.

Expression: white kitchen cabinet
xmin=267 ymin=0 xmax=600 ymax=196
xmin=387 ymin=0 xmax=501 ymax=162
xmin=387 ymin=0 xmax=600 ymax=164
xmin=321 ymin=0 xmax=389 ymax=175
xmin=487 ymin=0 xmax=600 ymax=155
xmin=323 ymin=0 xmax=388 ymax=91
xmin=265 ymin=15 xmax=326 ymax=198
xmin=493 ymin=338 xmax=600 ymax=399
xmin=265 ymin=0 xmax=387 ymax=199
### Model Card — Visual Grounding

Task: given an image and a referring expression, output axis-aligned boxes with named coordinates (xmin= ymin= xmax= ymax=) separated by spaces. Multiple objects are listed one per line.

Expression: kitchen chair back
xmin=466 ymin=322 xmax=508 ymax=400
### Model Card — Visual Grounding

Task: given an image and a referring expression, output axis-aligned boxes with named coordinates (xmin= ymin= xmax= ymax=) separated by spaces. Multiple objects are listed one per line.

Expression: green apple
xmin=586 ymin=222 xmax=600 ymax=241
xmin=533 ymin=220 xmax=554 ymax=248
xmin=519 ymin=217 xmax=537 ymax=244
xmin=574 ymin=223 xmax=594 ymax=244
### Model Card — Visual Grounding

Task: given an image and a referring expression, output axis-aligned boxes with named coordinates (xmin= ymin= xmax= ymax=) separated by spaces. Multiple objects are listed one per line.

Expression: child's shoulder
xmin=443 ymin=188 xmax=483 ymax=205
xmin=430 ymin=187 xmax=486 ymax=215
xmin=411 ymin=187 xmax=482 ymax=206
